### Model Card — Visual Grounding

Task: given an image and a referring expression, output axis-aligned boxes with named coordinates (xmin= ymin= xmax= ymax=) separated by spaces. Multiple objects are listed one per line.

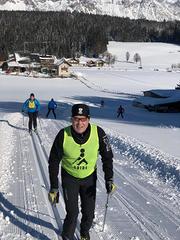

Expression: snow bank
xmin=106 ymin=128 xmax=180 ymax=189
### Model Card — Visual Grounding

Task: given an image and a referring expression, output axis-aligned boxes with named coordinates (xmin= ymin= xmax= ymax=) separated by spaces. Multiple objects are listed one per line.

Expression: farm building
xmin=95 ymin=59 xmax=105 ymax=67
xmin=39 ymin=55 xmax=56 ymax=67
xmin=133 ymin=89 xmax=180 ymax=112
xmin=143 ymin=90 xmax=177 ymax=98
xmin=66 ymin=58 xmax=79 ymax=66
xmin=86 ymin=60 xmax=96 ymax=67
xmin=55 ymin=58 xmax=72 ymax=77
xmin=7 ymin=61 xmax=29 ymax=73
xmin=6 ymin=61 xmax=41 ymax=74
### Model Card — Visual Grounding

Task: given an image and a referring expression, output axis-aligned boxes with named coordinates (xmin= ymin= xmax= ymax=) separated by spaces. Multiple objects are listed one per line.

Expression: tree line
xmin=0 ymin=10 xmax=179 ymax=58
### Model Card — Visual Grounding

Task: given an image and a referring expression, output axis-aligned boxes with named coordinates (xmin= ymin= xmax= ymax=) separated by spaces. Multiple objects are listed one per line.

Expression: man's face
xmin=30 ymin=96 xmax=35 ymax=101
xmin=72 ymin=116 xmax=89 ymax=134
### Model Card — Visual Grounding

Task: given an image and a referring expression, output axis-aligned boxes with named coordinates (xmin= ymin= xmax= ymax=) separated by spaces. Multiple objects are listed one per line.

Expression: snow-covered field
xmin=0 ymin=42 xmax=180 ymax=240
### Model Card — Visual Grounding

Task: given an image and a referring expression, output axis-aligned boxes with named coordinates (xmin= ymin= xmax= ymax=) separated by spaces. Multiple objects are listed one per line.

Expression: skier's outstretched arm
xmin=48 ymin=129 xmax=64 ymax=189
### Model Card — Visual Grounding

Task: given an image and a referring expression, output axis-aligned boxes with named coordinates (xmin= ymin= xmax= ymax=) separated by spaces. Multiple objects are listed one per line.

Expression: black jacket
xmin=49 ymin=124 xmax=113 ymax=189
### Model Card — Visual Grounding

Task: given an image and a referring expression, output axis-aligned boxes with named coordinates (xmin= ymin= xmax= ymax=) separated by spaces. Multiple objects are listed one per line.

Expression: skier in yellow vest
xmin=22 ymin=93 xmax=40 ymax=134
xmin=48 ymin=104 xmax=115 ymax=240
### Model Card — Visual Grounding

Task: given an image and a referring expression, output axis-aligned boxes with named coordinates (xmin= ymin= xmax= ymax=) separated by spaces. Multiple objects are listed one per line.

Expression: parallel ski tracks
xmin=1 ymin=118 xmax=58 ymax=239
xmin=32 ymin=131 xmax=81 ymax=240
xmin=98 ymin=173 xmax=169 ymax=240
xmin=30 ymin=132 xmax=63 ymax=240
xmin=50 ymin=120 xmax=179 ymax=240
xmin=13 ymin=115 xmax=79 ymax=239
xmin=113 ymin=165 xmax=180 ymax=228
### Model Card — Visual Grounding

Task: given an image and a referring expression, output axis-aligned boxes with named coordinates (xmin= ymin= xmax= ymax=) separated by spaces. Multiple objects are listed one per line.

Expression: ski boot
xmin=80 ymin=237 xmax=90 ymax=240
xmin=80 ymin=232 xmax=90 ymax=240
xmin=34 ymin=128 xmax=38 ymax=134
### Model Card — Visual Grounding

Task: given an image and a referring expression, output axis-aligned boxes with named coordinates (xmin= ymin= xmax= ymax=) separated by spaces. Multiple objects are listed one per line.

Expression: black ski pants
xmin=28 ymin=112 xmax=37 ymax=130
xmin=61 ymin=169 xmax=97 ymax=240
xmin=117 ymin=112 xmax=124 ymax=118
xmin=46 ymin=108 xmax=56 ymax=119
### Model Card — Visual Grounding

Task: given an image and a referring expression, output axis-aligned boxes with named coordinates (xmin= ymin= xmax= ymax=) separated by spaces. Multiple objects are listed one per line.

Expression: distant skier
xmin=117 ymin=105 xmax=125 ymax=118
xmin=46 ymin=98 xmax=57 ymax=119
xmin=22 ymin=93 xmax=40 ymax=133
xmin=100 ymin=99 xmax=104 ymax=107
xmin=48 ymin=104 xmax=116 ymax=240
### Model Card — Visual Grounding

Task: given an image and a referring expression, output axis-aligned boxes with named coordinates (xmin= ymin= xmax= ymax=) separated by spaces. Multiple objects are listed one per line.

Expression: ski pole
xmin=23 ymin=114 xmax=24 ymax=126
xmin=102 ymin=193 xmax=110 ymax=232
xmin=22 ymin=113 xmax=25 ymax=126
xmin=38 ymin=115 xmax=42 ymax=131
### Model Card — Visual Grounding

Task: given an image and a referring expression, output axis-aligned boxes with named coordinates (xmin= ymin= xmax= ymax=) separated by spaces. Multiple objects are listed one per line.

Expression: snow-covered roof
xmin=54 ymin=58 xmax=71 ymax=66
xmin=135 ymin=91 xmax=180 ymax=106
xmin=143 ymin=89 xmax=180 ymax=98
xmin=14 ymin=53 xmax=30 ymax=63
xmin=65 ymin=58 xmax=79 ymax=62
xmin=8 ymin=61 xmax=29 ymax=68
xmin=8 ymin=61 xmax=40 ymax=68
xmin=79 ymin=56 xmax=105 ymax=64
xmin=39 ymin=55 xmax=55 ymax=60
xmin=79 ymin=56 xmax=96 ymax=62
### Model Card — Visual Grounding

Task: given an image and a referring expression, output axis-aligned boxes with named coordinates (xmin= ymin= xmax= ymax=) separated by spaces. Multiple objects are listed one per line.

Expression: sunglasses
xmin=73 ymin=117 xmax=88 ymax=123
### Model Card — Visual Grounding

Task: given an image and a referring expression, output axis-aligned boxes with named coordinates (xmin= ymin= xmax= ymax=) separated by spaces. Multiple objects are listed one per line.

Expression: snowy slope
xmin=108 ymin=41 xmax=180 ymax=70
xmin=0 ymin=0 xmax=180 ymax=21
xmin=0 ymin=41 xmax=180 ymax=239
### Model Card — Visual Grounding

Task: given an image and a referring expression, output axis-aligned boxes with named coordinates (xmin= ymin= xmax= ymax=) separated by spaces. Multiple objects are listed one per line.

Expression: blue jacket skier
xmin=46 ymin=98 xmax=57 ymax=119
xmin=22 ymin=93 xmax=40 ymax=133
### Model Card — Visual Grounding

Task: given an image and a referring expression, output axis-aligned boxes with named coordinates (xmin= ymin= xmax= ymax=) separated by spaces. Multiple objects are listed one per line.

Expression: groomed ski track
xmin=0 ymin=114 xmax=180 ymax=240
xmin=38 ymin=118 xmax=180 ymax=240
xmin=30 ymin=123 xmax=101 ymax=240
xmin=0 ymin=115 xmax=101 ymax=240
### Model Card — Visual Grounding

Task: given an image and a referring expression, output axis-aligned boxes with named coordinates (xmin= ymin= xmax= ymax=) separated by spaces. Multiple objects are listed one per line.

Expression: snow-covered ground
xmin=0 ymin=42 xmax=180 ymax=240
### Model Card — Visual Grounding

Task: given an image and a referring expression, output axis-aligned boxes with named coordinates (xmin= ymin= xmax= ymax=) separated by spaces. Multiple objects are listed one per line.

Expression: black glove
xmin=48 ymin=189 xmax=59 ymax=204
xmin=22 ymin=109 xmax=24 ymax=112
xmin=105 ymin=180 xmax=116 ymax=194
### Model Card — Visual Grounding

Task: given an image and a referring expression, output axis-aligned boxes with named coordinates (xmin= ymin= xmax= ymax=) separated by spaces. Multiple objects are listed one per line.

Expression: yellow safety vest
xmin=28 ymin=100 xmax=35 ymax=109
xmin=62 ymin=124 xmax=99 ymax=178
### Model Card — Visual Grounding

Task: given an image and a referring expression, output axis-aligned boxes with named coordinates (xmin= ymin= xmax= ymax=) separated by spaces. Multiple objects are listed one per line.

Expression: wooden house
xmin=66 ymin=58 xmax=79 ymax=66
xmin=143 ymin=90 xmax=174 ymax=98
xmin=7 ymin=61 xmax=28 ymax=73
xmin=146 ymin=101 xmax=180 ymax=112
xmin=134 ymin=89 xmax=180 ymax=113
xmin=95 ymin=59 xmax=105 ymax=67
xmin=55 ymin=58 xmax=71 ymax=77
xmin=39 ymin=55 xmax=56 ymax=67
xmin=86 ymin=60 xmax=96 ymax=67
xmin=7 ymin=61 xmax=41 ymax=74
